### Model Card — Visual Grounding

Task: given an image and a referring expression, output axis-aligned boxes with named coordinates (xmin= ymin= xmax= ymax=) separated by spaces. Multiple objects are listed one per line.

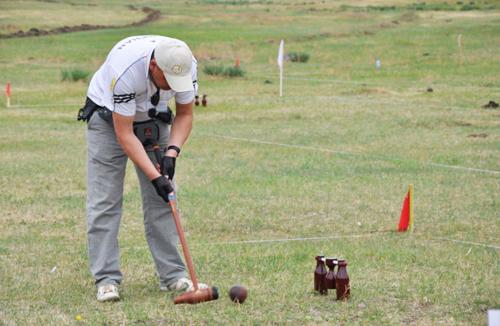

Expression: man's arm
xmin=165 ymin=101 xmax=194 ymax=157
xmin=113 ymin=112 xmax=161 ymax=181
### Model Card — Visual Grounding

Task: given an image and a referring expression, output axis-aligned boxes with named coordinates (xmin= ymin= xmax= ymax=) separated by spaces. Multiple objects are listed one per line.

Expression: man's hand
xmin=160 ymin=156 xmax=176 ymax=180
xmin=152 ymin=176 xmax=174 ymax=203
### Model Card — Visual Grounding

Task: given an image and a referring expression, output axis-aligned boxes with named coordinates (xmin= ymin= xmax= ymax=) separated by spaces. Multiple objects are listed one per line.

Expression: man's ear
xmin=149 ymin=58 xmax=157 ymax=70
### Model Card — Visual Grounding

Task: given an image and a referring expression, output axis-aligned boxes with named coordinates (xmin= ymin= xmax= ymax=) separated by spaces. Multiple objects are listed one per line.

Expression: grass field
xmin=0 ymin=0 xmax=499 ymax=325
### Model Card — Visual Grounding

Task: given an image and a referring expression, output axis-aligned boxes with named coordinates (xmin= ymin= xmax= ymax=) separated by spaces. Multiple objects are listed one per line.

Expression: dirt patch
xmin=468 ymin=133 xmax=488 ymax=138
xmin=419 ymin=11 xmax=500 ymax=21
xmin=342 ymin=87 xmax=392 ymax=96
xmin=482 ymin=101 xmax=499 ymax=109
xmin=0 ymin=6 xmax=160 ymax=39
xmin=454 ymin=121 xmax=472 ymax=127
xmin=37 ymin=0 xmax=98 ymax=6
xmin=292 ymin=32 xmax=334 ymax=43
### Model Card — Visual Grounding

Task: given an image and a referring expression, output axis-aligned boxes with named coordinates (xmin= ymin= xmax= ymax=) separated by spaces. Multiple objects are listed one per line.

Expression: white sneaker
xmin=160 ymin=277 xmax=208 ymax=292
xmin=96 ymin=284 xmax=120 ymax=302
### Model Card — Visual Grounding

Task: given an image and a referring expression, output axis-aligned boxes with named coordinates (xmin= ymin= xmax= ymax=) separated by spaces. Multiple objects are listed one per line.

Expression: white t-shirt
xmin=87 ymin=35 xmax=198 ymax=121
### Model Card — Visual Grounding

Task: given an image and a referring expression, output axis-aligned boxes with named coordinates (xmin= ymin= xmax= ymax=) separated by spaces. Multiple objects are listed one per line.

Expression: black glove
xmin=152 ymin=176 xmax=174 ymax=203
xmin=148 ymin=107 xmax=173 ymax=124
xmin=161 ymin=156 xmax=176 ymax=180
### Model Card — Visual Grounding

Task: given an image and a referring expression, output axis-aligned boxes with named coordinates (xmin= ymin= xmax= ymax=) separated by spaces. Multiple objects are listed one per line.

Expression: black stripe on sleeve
xmin=113 ymin=93 xmax=136 ymax=104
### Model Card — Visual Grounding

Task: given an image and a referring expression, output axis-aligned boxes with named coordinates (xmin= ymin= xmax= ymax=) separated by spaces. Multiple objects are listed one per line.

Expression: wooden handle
xmin=168 ymin=195 xmax=199 ymax=291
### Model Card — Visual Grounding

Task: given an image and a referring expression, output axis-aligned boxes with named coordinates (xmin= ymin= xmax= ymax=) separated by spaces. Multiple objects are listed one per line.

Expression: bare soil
xmin=482 ymin=100 xmax=499 ymax=109
xmin=0 ymin=6 xmax=160 ymax=39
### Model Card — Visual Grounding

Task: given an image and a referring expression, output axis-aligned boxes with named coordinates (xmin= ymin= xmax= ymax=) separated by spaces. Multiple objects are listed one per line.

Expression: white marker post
xmin=457 ymin=34 xmax=463 ymax=65
xmin=277 ymin=40 xmax=284 ymax=97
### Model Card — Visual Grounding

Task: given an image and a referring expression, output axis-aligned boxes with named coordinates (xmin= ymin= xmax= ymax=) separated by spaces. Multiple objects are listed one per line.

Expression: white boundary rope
xmin=210 ymin=234 xmax=500 ymax=250
xmin=211 ymin=233 xmax=381 ymax=245
xmin=3 ymin=234 xmax=499 ymax=258
xmin=206 ymin=134 xmax=356 ymax=156
xmin=247 ymin=72 xmax=500 ymax=90
xmin=431 ymin=237 xmax=500 ymax=250
xmin=426 ymin=162 xmax=500 ymax=175
xmin=211 ymin=235 xmax=500 ymax=251
xmin=204 ymin=134 xmax=500 ymax=175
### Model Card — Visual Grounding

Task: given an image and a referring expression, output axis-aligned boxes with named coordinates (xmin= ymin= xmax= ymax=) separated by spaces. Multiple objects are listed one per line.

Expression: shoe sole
xmin=97 ymin=294 xmax=120 ymax=302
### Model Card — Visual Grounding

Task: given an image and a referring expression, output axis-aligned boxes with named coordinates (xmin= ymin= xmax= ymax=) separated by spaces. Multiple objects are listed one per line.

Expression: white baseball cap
xmin=154 ymin=39 xmax=193 ymax=92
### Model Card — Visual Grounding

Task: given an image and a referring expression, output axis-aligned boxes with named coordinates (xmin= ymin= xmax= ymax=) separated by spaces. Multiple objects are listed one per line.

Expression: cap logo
xmin=172 ymin=64 xmax=183 ymax=74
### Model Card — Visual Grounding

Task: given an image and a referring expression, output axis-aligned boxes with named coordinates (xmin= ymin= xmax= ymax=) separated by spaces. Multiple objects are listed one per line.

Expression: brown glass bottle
xmin=325 ymin=258 xmax=337 ymax=289
xmin=335 ymin=259 xmax=350 ymax=300
xmin=314 ymin=255 xmax=327 ymax=295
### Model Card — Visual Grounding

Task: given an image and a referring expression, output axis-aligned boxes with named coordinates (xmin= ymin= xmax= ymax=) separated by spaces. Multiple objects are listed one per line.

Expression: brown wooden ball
xmin=229 ymin=285 xmax=248 ymax=304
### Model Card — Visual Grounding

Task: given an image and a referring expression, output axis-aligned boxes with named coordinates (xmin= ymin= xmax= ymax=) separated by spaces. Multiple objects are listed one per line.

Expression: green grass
xmin=223 ymin=66 xmax=246 ymax=77
xmin=61 ymin=68 xmax=90 ymax=82
xmin=203 ymin=64 xmax=245 ymax=77
xmin=0 ymin=0 xmax=499 ymax=324
xmin=203 ymin=64 xmax=226 ymax=76
xmin=288 ymin=51 xmax=310 ymax=62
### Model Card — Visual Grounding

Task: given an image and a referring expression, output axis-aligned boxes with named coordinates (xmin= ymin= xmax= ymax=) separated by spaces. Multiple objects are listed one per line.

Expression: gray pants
xmin=86 ymin=113 xmax=186 ymax=288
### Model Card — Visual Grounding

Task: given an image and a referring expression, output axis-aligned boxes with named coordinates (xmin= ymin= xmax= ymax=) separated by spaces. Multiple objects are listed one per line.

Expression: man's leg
xmin=87 ymin=113 xmax=128 ymax=287
xmin=134 ymin=122 xmax=187 ymax=288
